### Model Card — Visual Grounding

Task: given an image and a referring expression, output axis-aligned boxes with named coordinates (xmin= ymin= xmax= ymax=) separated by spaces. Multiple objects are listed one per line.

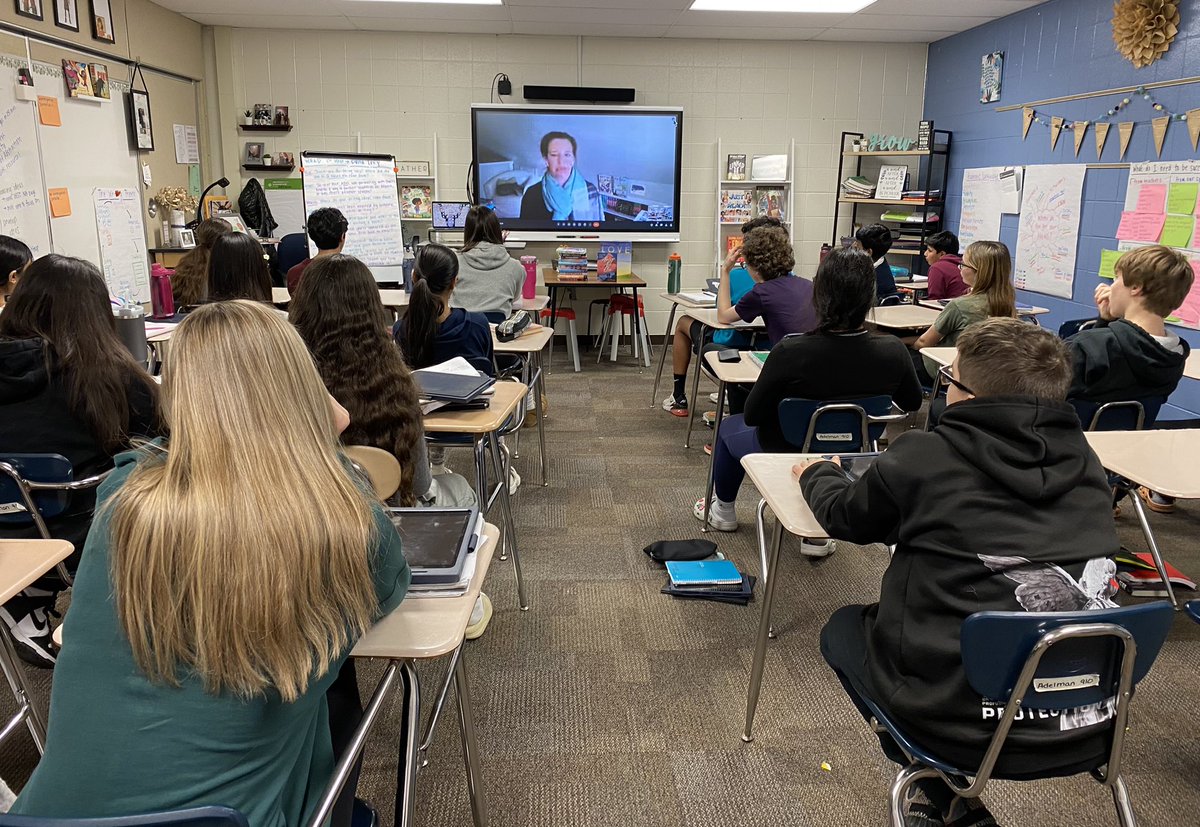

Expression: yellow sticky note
xmin=48 ymin=188 xmax=71 ymax=217
xmin=1098 ymin=249 xmax=1123 ymax=279
xmin=1166 ymin=182 xmax=1198 ymax=216
xmin=1160 ymin=213 xmax=1194 ymax=249
xmin=37 ymin=96 xmax=61 ymax=127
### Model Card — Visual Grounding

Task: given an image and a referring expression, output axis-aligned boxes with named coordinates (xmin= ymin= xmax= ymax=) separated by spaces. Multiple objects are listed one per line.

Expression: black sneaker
xmin=0 ymin=591 xmax=57 ymax=668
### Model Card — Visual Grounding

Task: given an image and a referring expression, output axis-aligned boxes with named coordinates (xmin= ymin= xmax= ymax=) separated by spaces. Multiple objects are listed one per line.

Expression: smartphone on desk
xmin=823 ymin=452 xmax=880 ymax=482
xmin=717 ymin=349 xmax=741 ymax=363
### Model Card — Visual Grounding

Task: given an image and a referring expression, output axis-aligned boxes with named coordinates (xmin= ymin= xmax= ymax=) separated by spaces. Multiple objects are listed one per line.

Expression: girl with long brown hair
xmin=12 ymin=300 xmax=409 ymax=826
xmin=169 ymin=217 xmax=231 ymax=306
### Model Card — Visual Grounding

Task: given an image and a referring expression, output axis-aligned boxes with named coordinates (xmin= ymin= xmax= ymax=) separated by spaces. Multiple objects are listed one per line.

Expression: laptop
xmin=432 ymin=201 xmax=471 ymax=230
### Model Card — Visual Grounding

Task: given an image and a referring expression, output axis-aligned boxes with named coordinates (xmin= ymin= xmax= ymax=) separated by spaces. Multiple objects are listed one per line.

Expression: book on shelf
xmin=400 ymin=185 xmax=432 ymax=219
xmin=726 ymin=235 xmax=744 ymax=256
xmin=719 ymin=188 xmax=753 ymax=224
xmin=756 ymin=188 xmax=786 ymax=221
xmin=874 ymin=165 xmax=909 ymax=200
xmin=880 ymin=209 xmax=941 ymax=224
xmin=841 ymin=176 xmax=875 ymax=198
xmin=901 ymin=189 xmax=941 ymax=201
xmin=726 ymin=153 xmax=747 ymax=181
xmin=596 ymin=243 xmax=617 ymax=282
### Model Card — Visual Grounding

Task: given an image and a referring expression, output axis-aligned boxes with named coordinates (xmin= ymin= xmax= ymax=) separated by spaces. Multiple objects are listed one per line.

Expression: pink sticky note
xmin=1116 ymin=211 xmax=1167 ymax=242
xmin=1135 ymin=183 xmax=1167 ymax=213
xmin=1172 ymin=263 xmax=1200 ymax=326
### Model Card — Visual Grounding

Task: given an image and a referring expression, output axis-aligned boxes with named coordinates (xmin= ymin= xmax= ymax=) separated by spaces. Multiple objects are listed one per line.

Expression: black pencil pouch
xmin=642 ymin=539 xmax=718 ymax=564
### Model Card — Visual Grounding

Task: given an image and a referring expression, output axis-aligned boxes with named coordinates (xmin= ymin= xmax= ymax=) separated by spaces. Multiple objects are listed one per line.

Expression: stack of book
xmin=662 ymin=558 xmax=755 ymax=605
xmin=841 ymin=176 xmax=876 ymax=199
xmin=555 ymin=247 xmax=589 ymax=281
xmin=1115 ymin=550 xmax=1196 ymax=598
xmin=880 ymin=209 xmax=941 ymax=224
xmin=901 ymin=189 xmax=941 ymax=203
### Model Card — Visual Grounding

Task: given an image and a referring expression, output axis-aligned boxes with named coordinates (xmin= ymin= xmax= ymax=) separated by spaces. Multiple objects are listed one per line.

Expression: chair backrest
xmin=1071 ymin=397 xmax=1163 ymax=431
xmin=277 ymin=232 xmax=308 ymax=276
xmin=343 ymin=446 xmax=402 ymax=501
xmin=0 ymin=807 xmax=249 ymax=827
xmin=878 ymin=294 xmax=902 ymax=307
xmin=0 ymin=454 xmax=75 ymax=529
xmin=1058 ymin=317 xmax=1099 ymax=339
xmin=778 ymin=396 xmax=894 ymax=454
xmin=1185 ymin=600 xmax=1200 ymax=625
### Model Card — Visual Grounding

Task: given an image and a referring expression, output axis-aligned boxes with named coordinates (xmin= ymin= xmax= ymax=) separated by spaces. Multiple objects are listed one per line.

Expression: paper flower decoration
xmin=155 ymin=186 xmax=198 ymax=212
xmin=1112 ymin=0 xmax=1180 ymax=68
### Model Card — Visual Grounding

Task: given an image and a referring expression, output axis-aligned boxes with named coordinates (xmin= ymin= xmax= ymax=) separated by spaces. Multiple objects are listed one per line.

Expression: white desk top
xmin=0 ymin=540 xmax=73 ymax=604
xmin=492 ymin=323 xmax=553 ymax=354
xmin=660 ymin=291 xmax=716 ymax=310
xmin=1185 ymin=350 xmax=1199 ymax=381
xmin=917 ymin=299 xmax=1049 ymax=317
xmin=704 ymin=349 xmax=764 ymax=384
xmin=688 ymin=305 xmax=764 ymax=331
xmin=423 ymin=381 xmax=527 ymax=435
xmin=352 ymin=523 xmax=498 ymax=660
xmin=739 ymin=454 xmax=828 ymax=538
xmin=867 ymin=304 xmax=942 ymax=330
xmin=146 ymin=322 xmax=177 ymax=343
xmin=921 ymin=346 xmax=957 ymax=368
xmin=1085 ymin=429 xmax=1200 ymax=499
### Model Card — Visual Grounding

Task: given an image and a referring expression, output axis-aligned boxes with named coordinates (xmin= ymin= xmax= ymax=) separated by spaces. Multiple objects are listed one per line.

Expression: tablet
xmin=833 ymin=452 xmax=880 ymax=482
xmin=387 ymin=507 xmax=480 ymax=586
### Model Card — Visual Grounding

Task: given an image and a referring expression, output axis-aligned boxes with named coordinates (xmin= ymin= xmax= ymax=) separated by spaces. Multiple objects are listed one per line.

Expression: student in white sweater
xmin=451 ymin=205 xmax=526 ymax=322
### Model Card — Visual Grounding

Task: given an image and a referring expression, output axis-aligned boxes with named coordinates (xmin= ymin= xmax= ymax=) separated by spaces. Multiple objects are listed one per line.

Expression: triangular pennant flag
xmin=1050 ymin=116 xmax=1064 ymax=150
xmin=1022 ymin=107 xmax=1034 ymax=140
xmin=1118 ymin=121 xmax=1134 ymax=159
xmin=1095 ymin=122 xmax=1111 ymax=157
xmin=1152 ymin=115 xmax=1169 ymax=157
xmin=1073 ymin=121 xmax=1089 ymax=156
xmin=1188 ymin=109 xmax=1200 ymax=151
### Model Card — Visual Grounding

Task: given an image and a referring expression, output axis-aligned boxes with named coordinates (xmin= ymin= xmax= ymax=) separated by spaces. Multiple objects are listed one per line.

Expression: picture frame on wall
xmin=89 ymin=0 xmax=115 ymax=43
xmin=244 ymin=142 xmax=265 ymax=166
xmin=128 ymin=88 xmax=154 ymax=151
xmin=54 ymin=0 xmax=78 ymax=31
xmin=15 ymin=0 xmax=44 ymax=22
xmin=980 ymin=51 xmax=1003 ymax=104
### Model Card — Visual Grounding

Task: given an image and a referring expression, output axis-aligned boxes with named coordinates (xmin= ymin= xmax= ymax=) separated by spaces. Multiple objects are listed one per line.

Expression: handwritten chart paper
xmin=1124 ymin=161 xmax=1200 ymax=212
xmin=93 ymin=188 xmax=150 ymax=303
xmin=0 ymin=97 xmax=51 ymax=256
xmin=301 ymin=154 xmax=405 ymax=278
xmin=959 ymin=167 xmax=1003 ymax=249
xmin=1015 ymin=164 xmax=1086 ymax=299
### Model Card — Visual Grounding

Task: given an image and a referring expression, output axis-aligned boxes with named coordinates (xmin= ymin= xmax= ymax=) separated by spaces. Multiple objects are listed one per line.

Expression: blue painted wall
xmin=924 ymin=0 xmax=1200 ymax=419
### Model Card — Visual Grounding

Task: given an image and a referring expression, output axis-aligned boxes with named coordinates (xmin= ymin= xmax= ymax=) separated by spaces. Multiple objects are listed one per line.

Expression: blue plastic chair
xmin=276 ymin=232 xmax=308 ymax=277
xmin=1059 ymin=317 xmax=1101 ymax=339
xmin=878 ymin=294 xmax=903 ymax=307
xmin=778 ymin=395 xmax=905 ymax=454
xmin=862 ymin=602 xmax=1174 ymax=827
xmin=0 ymin=808 xmax=248 ymax=827
xmin=1185 ymin=600 xmax=1200 ymax=624
xmin=1072 ymin=398 xmax=1164 ymax=432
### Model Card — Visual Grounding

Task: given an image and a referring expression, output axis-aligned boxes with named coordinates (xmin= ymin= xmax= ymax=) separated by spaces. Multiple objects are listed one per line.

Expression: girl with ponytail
xmin=394 ymin=243 xmax=494 ymax=375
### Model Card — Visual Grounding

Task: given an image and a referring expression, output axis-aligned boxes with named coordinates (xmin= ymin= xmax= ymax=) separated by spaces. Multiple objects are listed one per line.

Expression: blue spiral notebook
xmin=665 ymin=558 xmax=743 ymax=588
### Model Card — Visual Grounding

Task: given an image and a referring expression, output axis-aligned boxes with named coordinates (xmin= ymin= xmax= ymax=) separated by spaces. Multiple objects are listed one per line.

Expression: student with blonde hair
xmin=913 ymin=239 xmax=1016 ymax=381
xmin=12 ymin=300 xmax=410 ymax=827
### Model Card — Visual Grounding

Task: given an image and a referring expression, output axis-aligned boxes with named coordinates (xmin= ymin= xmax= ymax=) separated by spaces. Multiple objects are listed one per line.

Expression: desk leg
xmin=455 ymin=652 xmax=490 ymax=827
xmin=650 ymin=303 xmax=678 ymax=408
xmin=755 ymin=499 xmax=776 ymax=640
xmin=632 ymin=287 xmax=648 ymax=369
xmin=1128 ymin=491 xmax=1179 ymax=609
xmin=491 ymin=436 xmax=529 ymax=611
xmin=472 ymin=437 xmax=497 ymax=558
xmin=0 ymin=630 xmax=46 ymax=753
xmin=418 ymin=646 xmax=463 ymax=768
xmin=534 ymin=350 xmax=548 ymax=487
xmin=396 ymin=661 xmax=421 ymax=827
xmin=743 ymin=515 xmax=784 ymax=743
xmin=701 ymin=379 xmax=728 ymax=533
xmin=684 ymin=324 xmax=707 ymax=449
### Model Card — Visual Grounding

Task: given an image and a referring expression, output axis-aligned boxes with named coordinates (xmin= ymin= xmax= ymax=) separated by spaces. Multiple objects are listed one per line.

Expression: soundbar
xmin=523 ymin=85 xmax=636 ymax=104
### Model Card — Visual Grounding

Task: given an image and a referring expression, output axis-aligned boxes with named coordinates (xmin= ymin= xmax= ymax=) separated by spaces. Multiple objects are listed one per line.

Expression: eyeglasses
xmin=957 ymin=261 xmax=976 ymax=271
xmin=937 ymin=364 xmax=974 ymax=396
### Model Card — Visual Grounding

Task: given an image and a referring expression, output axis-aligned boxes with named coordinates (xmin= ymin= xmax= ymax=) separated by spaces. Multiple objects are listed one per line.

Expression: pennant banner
xmin=1022 ymin=107 xmax=1034 ymax=139
xmin=1094 ymin=122 xmax=1111 ymax=158
xmin=1151 ymin=115 xmax=1170 ymax=156
xmin=1118 ymin=121 xmax=1135 ymax=159
xmin=1189 ymin=109 xmax=1200 ymax=151
xmin=1050 ymin=116 xmax=1064 ymax=150
xmin=1073 ymin=121 xmax=1089 ymax=157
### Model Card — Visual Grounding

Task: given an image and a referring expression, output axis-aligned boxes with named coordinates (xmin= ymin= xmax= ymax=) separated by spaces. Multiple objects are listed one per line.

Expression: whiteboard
xmin=93 ymin=188 xmax=149 ymax=302
xmin=0 ymin=57 xmax=51 ymax=257
xmin=301 ymin=152 xmax=405 ymax=283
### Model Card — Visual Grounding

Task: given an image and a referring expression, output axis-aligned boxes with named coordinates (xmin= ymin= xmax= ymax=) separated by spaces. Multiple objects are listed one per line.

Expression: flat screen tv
xmin=471 ymin=104 xmax=684 ymax=242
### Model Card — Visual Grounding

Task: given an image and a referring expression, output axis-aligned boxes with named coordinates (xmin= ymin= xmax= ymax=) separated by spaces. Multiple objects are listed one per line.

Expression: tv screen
xmin=471 ymin=104 xmax=684 ymax=242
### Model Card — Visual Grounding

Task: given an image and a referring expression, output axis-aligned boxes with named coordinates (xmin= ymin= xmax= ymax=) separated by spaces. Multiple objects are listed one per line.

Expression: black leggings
xmin=326 ymin=660 xmax=365 ymax=827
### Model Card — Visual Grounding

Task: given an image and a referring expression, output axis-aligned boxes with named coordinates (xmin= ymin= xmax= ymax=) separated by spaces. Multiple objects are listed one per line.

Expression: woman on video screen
xmin=520 ymin=132 xmax=604 ymax=222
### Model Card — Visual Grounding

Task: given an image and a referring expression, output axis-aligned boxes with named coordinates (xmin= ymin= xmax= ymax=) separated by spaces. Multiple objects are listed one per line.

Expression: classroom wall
xmin=924 ymin=0 xmax=1200 ymax=419
xmin=214 ymin=28 xmax=928 ymax=329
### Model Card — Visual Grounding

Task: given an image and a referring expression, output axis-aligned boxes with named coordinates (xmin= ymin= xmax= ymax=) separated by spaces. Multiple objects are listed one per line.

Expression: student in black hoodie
xmin=854 ymin=223 xmax=898 ymax=303
xmin=797 ymin=318 xmax=1121 ymax=827
xmin=0 ymin=256 xmax=160 ymax=666
xmin=1066 ymin=244 xmax=1193 ymax=513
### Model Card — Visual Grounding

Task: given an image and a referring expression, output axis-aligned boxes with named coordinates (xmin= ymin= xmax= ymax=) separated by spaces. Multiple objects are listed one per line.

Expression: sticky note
xmin=1135 ymin=183 xmax=1166 ymax=213
xmin=1159 ymin=214 xmax=1194 ymax=248
xmin=1116 ymin=211 xmax=1166 ymax=242
xmin=48 ymin=188 xmax=70 ymax=217
xmin=37 ymin=96 xmax=60 ymax=127
xmin=1098 ymin=249 xmax=1123 ymax=279
xmin=1166 ymin=182 xmax=1198 ymax=216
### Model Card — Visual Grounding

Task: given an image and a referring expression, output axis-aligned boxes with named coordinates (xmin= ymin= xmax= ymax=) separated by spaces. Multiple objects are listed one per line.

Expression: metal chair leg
xmin=455 ymin=653 xmax=490 ymax=827
xmin=396 ymin=661 xmax=421 ymax=827
xmin=492 ymin=437 xmax=528 ymax=610
xmin=1111 ymin=774 xmax=1138 ymax=827
xmin=1127 ymin=489 xmax=1178 ymax=608
xmin=888 ymin=765 xmax=939 ymax=827
xmin=0 ymin=629 xmax=47 ymax=753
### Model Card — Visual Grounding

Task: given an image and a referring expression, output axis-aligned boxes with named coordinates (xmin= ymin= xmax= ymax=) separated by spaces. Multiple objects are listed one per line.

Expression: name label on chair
xmin=1034 ymin=674 xmax=1100 ymax=693
xmin=816 ymin=432 xmax=853 ymax=442
xmin=0 ymin=503 xmax=27 ymax=514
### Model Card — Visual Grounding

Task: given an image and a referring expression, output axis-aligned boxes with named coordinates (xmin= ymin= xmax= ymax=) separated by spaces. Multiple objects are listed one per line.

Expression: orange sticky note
xmin=37 ymin=96 xmax=61 ymax=127
xmin=48 ymin=188 xmax=71 ymax=217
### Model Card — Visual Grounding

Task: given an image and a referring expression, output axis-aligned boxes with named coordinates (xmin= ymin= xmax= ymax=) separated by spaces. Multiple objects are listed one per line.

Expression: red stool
xmin=539 ymin=308 xmax=580 ymax=372
xmin=596 ymin=294 xmax=651 ymax=365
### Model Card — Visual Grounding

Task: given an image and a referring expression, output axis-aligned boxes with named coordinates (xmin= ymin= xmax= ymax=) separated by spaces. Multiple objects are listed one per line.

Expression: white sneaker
xmin=465 ymin=593 xmax=493 ymax=640
xmin=693 ymin=497 xmax=738 ymax=531
xmin=430 ymin=462 xmax=451 ymax=477
xmin=662 ymin=395 xmax=688 ymax=416
xmin=708 ymin=392 xmax=720 ymax=404
xmin=508 ymin=466 xmax=521 ymax=495
xmin=800 ymin=539 xmax=835 ymax=558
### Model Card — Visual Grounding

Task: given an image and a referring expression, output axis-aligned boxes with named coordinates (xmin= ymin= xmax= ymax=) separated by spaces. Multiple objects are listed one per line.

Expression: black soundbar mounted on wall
xmin=523 ymin=85 xmax=636 ymax=104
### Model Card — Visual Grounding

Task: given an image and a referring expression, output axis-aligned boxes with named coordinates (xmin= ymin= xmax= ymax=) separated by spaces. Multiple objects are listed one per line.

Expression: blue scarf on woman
xmin=541 ymin=168 xmax=594 ymax=220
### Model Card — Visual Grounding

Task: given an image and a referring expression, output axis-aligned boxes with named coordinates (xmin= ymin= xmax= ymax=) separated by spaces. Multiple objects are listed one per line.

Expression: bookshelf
xmin=832 ymin=130 xmax=952 ymax=277
xmin=714 ymin=138 xmax=796 ymax=277
xmin=397 ymin=133 xmax=439 ymax=232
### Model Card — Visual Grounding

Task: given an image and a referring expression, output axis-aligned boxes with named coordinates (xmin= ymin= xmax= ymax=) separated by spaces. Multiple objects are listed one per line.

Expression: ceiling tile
xmin=507 ymin=6 xmax=681 ymax=25
xmin=833 ymin=14 xmax=992 ymax=30
xmin=186 ymin=13 xmax=356 ymax=28
xmin=815 ymin=27 xmax=953 ymax=41
xmin=514 ymin=21 xmax=672 ymax=37
xmin=664 ymin=25 xmax=826 ymax=39
xmin=349 ymin=16 xmax=514 ymax=32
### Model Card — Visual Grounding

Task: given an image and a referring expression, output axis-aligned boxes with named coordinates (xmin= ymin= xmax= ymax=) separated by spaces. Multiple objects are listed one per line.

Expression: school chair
xmin=539 ymin=308 xmax=581 ymax=372
xmin=778 ymin=396 xmax=906 ymax=454
xmin=596 ymin=294 xmax=652 ymax=366
xmin=861 ymin=602 xmax=1174 ymax=827
xmin=344 ymin=446 xmax=402 ymax=501
xmin=878 ymin=294 xmax=903 ymax=307
xmin=1058 ymin=318 xmax=1100 ymax=339
xmin=0 ymin=454 xmax=112 ymax=585
xmin=1072 ymin=398 xmax=1164 ymax=432
xmin=1186 ymin=600 xmax=1200 ymax=624
xmin=276 ymin=233 xmax=308 ymax=276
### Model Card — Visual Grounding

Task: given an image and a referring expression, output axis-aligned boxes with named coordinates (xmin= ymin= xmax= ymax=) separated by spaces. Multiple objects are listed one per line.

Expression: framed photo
xmin=273 ymin=105 xmax=289 ymax=127
xmin=252 ymin=103 xmax=272 ymax=126
xmin=726 ymin=154 xmax=747 ymax=181
xmin=16 ymin=0 xmax=44 ymax=22
xmin=216 ymin=213 xmax=249 ymax=234
xmin=980 ymin=51 xmax=1003 ymax=104
xmin=128 ymin=88 xmax=153 ymax=151
xmin=89 ymin=62 xmax=110 ymax=99
xmin=244 ymin=142 xmax=265 ymax=165
xmin=54 ymin=0 xmax=78 ymax=31
xmin=178 ymin=229 xmax=196 ymax=249
xmin=89 ymin=0 xmax=115 ymax=43
xmin=275 ymin=151 xmax=294 ymax=167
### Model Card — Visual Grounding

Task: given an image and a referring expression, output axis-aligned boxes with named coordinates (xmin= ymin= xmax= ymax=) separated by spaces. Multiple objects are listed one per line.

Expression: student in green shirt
xmin=13 ymin=300 xmax=410 ymax=827
xmin=912 ymin=240 xmax=1016 ymax=382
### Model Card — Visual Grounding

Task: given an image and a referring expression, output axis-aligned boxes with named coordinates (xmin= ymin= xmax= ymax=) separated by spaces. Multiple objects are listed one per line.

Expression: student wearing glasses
xmin=911 ymin=240 xmax=1016 ymax=383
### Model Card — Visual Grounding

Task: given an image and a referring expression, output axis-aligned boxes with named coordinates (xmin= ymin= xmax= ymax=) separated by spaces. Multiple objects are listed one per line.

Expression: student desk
xmin=866 ymin=304 xmax=942 ymax=331
xmin=917 ymin=299 xmax=1050 ymax=322
xmin=1185 ymin=351 xmax=1200 ymax=381
xmin=920 ymin=346 xmax=957 ymax=368
xmin=0 ymin=539 xmax=73 ymax=753
xmin=738 ymin=453 xmax=828 ymax=743
xmin=270 ymin=287 xmax=550 ymax=315
xmin=700 ymin=350 xmax=763 ymax=532
xmin=492 ymin=325 xmax=553 ymax=486
xmin=1085 ymin=429 xmax=1200 ymax=608
xmin=350 ymin=522 xmax=499 ymax=827
xmin=649 ymin=291 xmax=717 ymax=412
xmin=679 ymin=306 xmax=764 ymax=449
xmin=424 ymin=381 xmax=528 ymax=610
xmin=543 ymin=269 xmax=648 ymax=367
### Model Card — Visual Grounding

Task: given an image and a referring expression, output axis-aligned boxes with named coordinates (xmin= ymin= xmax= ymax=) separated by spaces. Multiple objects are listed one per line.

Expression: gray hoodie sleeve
xmin=411 ymin=429 xmax=434 ymax=502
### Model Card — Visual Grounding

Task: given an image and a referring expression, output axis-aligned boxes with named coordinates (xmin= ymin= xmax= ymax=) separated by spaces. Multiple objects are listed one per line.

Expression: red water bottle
xmin=150 ymin=267 xmax=175 ymax=319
